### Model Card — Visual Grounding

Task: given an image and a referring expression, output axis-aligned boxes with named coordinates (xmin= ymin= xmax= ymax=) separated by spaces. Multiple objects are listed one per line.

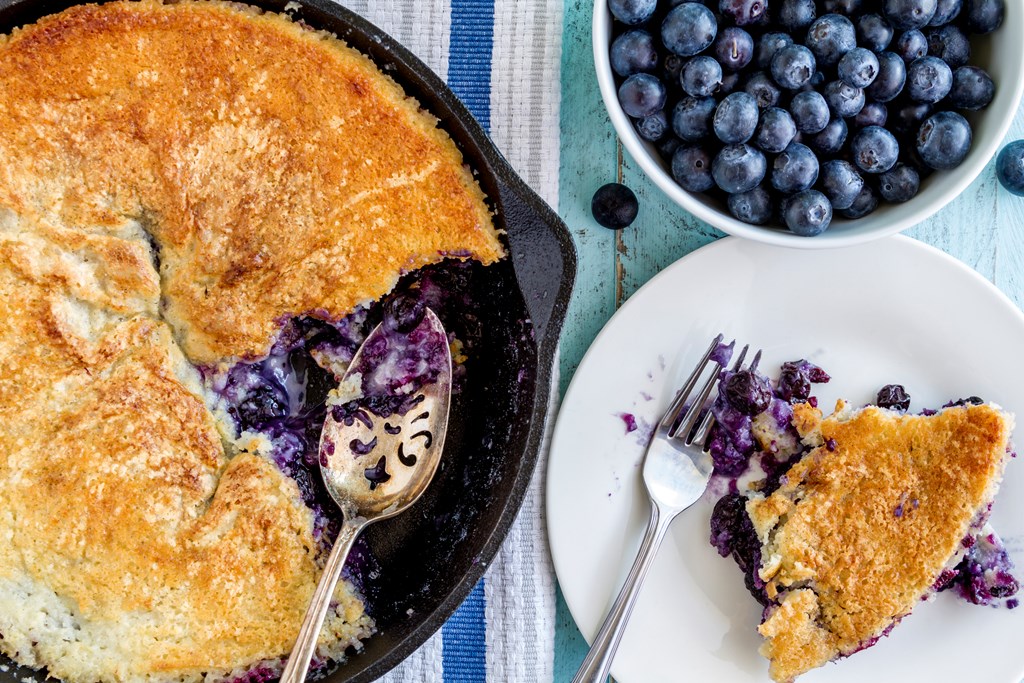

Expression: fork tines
xmin=661 ymin=336 xmax=758 ymax=448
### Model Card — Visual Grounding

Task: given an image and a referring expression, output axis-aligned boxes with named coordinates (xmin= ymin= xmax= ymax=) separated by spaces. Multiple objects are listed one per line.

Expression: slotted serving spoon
xmin=280 ymin=307 xmax=453 ymax=683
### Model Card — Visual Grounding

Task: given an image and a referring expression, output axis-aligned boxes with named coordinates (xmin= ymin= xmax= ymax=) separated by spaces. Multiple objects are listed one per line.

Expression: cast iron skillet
xmin=0 ymin=0 xmax=576 ymax=681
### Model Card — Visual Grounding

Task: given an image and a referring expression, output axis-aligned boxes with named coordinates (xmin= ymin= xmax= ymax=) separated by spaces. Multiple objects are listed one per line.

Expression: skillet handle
xmin=493 ymin=173 xmax=577 ymax=345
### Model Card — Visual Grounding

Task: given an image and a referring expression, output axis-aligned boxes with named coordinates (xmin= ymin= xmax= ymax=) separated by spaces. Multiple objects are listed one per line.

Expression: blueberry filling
xmin=941 ymin=530 xmax=1020 ymax=604
xmin=206 ymin=262 xmax=483 ymax=630
xmin=710 ymin=493 xmax=770 ymax=605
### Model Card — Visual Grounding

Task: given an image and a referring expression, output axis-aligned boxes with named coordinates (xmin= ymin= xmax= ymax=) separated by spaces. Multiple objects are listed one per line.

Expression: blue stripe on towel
xmin=438 ymin=2 xmax=493 ymax=679
xmin=442 ymin=578 xmax=488 ymax=681
xmin=446 ymin=0 xmax=494 ymax=132
xmin=442 ymin=1 xmax=493 ymax=679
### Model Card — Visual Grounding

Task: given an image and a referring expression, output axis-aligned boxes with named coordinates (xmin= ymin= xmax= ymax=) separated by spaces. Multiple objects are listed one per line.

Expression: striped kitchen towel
xmin=337 ymin=1 xmax=564 ymax=681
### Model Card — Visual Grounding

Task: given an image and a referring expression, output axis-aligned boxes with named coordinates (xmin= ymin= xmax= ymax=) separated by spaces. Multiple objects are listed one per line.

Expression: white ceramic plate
xmin=548 ymin=236 xmax=1024 ymax=683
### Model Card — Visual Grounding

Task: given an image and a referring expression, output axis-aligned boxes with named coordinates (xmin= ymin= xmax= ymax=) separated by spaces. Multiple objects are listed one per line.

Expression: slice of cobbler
xmin=707 ymin=355 xmax=1019 ymax=683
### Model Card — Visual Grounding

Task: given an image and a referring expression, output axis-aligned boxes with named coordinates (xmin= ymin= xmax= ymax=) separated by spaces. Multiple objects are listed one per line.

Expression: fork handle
xmin=572 ymin=500 xmax=674 ymax=683
xmin=280 ymin=519 xmax=365 ymax=683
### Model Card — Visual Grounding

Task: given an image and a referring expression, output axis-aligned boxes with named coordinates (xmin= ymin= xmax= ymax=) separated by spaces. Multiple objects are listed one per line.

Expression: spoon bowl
xmin=281 ymin=306 xmax=453 ymax=683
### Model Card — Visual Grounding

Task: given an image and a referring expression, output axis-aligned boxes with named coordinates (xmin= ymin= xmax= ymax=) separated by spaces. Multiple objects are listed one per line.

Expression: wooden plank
xmin=617 ymin=143 xmax=724 ymax=303
xmin=556 ymin=0 xmax=619 ymax=396
xmin=553 ymin=0 xmax=618 ymax=677
xmin=906 ymin=170 xmax=998 ymax=280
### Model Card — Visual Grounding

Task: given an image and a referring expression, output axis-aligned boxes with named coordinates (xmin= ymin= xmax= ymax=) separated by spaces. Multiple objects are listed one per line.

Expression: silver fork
xmin=572 ymin=335 xmax=753 ymax=683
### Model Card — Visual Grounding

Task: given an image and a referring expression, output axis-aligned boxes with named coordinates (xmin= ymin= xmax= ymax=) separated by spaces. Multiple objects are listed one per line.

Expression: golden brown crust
xmin=0 ymin=0 xmax=503 ymax=363
xmin=0 ymin=2 xmax=504 ymax=679
xmin=0 ymin=221 xmax=370 ymax=681
xmin=749 ymin=404 xmax=1013 ymax=682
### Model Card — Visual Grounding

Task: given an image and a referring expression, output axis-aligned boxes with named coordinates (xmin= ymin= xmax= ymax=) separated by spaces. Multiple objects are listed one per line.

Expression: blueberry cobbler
xmin=705 ymin=343 xmax=1018 ymax=682
xmin=0 ymin=3 xmax=504 ymax=683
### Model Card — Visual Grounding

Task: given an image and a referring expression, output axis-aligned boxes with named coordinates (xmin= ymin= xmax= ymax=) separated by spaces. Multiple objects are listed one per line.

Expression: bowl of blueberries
xmin=594 ymin=0 xmax=1024 ymax=244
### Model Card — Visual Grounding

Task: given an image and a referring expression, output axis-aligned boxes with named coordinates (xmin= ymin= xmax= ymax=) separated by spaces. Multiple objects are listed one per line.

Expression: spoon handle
xmin=280 ymin=519 xmax=365 ymax=683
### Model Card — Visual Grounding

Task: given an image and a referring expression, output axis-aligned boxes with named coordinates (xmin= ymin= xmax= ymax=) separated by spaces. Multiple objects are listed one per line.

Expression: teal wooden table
xmin=549 ymin=1 xmax=1024 ymax=680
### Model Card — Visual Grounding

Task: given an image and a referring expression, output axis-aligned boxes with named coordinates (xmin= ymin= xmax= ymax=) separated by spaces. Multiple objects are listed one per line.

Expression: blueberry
xmin=884 ymin=0 xmax=938 ymax=29
xmin=662 ymin=3 xmax=718 ymax=57
xmin=820 ymin=160 xmax=865 ymax=210
xmin=720 ymin=72 xmax=742 ymax=95
xmin=724 ymin=370 xmax=772 ymax=415
xmin=866 ymin=52 xmax=907 ymax=102
xmin=618 ymin=73 xmax=667 ymax=118
xmin=712 ymin=143 xmax=767 ymax=193
xmin=824 ymin=0 xmax=863 ymax=14
xmin=857 ymin=14 xmax=895 ymax=51
xmin=384 ymin=293 xmax=427 ymax=332
xmin=929 ymin=0 xmax=963 ymax=24
xmin=777 ymin=360 xmax=830 ymax=400
xmin=879 ymin=163 xmax=921 ymax=202
xmin=809 ymin=117 xmax=849 ymax=154
xmin=771 ymin=44 xmax=817 ymax=90
xmin=790 ymin=91 xmax=831 ymax=133
xmin=756 ymin=32 xmax=794 ymax=69
xmin=839 ymin=48 xmax=880 ymax=88
xmin=682 ymin=56 xmax=724 ymax=97
xmin=715 ymin=28 xmax=755 ymax=72
xmin=778 ymin=0 xmax=817 ymax=31
xmin=713 ymin=92 xmax=760 ymax=144
xmin=840 ymin=184 xmax=880 ymax=218
xmin=805 ymin=14 xmax=857 ymax=67
xmin=754 ymin=107 xmax=798 ymax=152
xmin=852 ymin=125 xmax=900 ymax=173
xmin=949 ymin=65 xmax=995 ymax=110
xmin=892 ymin=101 xmax=934 ymax=135
xmin=610 ymin=30 xmax=659 ymax=77
xmin=657 ymin=135 xmax=683 ymax=159
xmin=926 ymin=25 xmax=970 ymax=68
xmin=855 ymin=102 xmax=888 ymax=128
xmin=916 ymin=111 xmax=972 ymax=169
xmin=591 ymin=183 xmax=640 ymax=229
xmin=727 ymin=185 xmax=774 ymax=224
xmin=672 ymin=96 xmax=717 ymax=140
xmin=825 ymin=80 xmax=866 ymax=117
xmin=907 ymin=57 xmax=953 ymax=104
xmin=232 ymin=384 xmax=287 ymax=429
xmin=784 ymin=189 xmax=833 ymax=236
xmin=745 ymin=72 xmax=782 ymax=109
xmin=965 ymin=0 xmax=1004 ymax=33
xmin=672 ymin=145 xmax=716 ymax=192
xmin=719 ymin=0 xmax=767 ymax=26
xmin=663 ymin=54 xmax=687 ymax=83
xmin=609 ymin=0 xmax=657 ymax=25
xmin=877 ymin=384 xmax=912 ymax=411
xmin=637 ymin=110 xmax=669 ymax=141
xmin=772 ymin=142 xmax=820 ymax=193
xmin=895 ymin=30 xmax=929 ymax=63
xmin=997 ymin=141 xmax=1024 ymax=196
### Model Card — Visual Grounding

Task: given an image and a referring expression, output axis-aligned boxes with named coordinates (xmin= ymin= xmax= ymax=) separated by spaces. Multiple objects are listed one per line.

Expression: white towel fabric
xmin=336 ymin=1 xmax=563 ymax=681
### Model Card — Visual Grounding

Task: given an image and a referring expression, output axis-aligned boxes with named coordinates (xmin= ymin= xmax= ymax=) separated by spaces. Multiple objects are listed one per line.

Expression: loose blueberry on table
xmin=996 ymin=140 xmax=1024 ymax=197
xmin=592 ymin=182 xmax=641 ymax=228
xmin=607 ymin=0 xmax=1004 ymax=236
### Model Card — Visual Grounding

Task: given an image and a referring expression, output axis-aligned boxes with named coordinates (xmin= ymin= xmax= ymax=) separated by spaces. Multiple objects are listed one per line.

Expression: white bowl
xmin=593 ymin=1 xmax=1024 ymax=248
